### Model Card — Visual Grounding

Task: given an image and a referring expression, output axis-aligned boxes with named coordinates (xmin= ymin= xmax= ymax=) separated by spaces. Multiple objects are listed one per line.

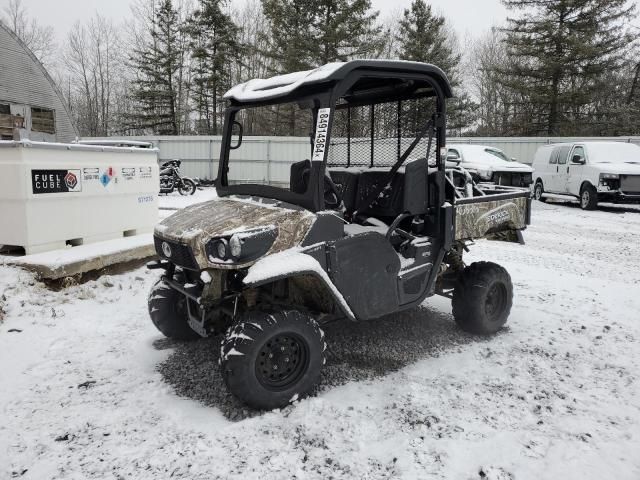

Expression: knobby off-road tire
xmin=178 ymin=178 xmax=197 ymax=196
xmin=452 ymin=262 xmax=513 ymax=335
xmin=220 ymin=310 xmax=326 ymax=410
xmin=580 ymin=183 xmax=598 ymax=210
xmin=148 ymin=279 xmax=200 ymax=341
xmin=533 ymin=181 xmax=547 ymax=202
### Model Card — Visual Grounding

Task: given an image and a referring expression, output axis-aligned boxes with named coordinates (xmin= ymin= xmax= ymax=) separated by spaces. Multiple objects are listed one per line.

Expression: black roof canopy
xmin=224 ymin=60 xmax=454 ymax=107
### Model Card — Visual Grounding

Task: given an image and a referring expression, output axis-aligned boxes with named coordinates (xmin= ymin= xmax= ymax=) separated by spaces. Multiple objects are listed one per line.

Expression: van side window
xmin=571 ymin=146 xmax=585 ymax=164
xmin=557 ymin=146 xmax=571 ymax=165
xmin=549 ymin=147 xmax=559 ymax=164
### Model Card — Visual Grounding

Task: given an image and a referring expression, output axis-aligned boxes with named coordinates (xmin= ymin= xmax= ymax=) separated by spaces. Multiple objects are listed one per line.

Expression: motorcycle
xmin=159 ymin=160 xmax=197 ymax=195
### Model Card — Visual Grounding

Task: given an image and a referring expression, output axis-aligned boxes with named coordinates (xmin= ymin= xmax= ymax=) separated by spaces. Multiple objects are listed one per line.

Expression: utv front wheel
xmin=220 ymin=310 xmax=325 ymax=410
xmin=148 ymin=279 xmax=200 ymax=341
xmin=452 ymin=262 xmax=513 ymax=335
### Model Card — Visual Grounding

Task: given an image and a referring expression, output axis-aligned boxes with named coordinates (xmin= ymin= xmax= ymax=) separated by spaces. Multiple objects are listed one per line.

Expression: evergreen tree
xmin=129 ymin=0 xmax=183 ymax=135
xmin=314 ymin=0 xmax=383 ymax=64
xmin=262 ymin=0 xmax=382 ymax=72
xmin=499 ymin=0 xmax=635 ymax=136
xmin=396 ymin=0 xmax=459 ymax=76
xmin=186 ymin=0 xmax=241 ymax=135
xmin=395 ymin=0 xmax=476 ymax=134
xmin=260 ymin=0 xmax=382 ymax=135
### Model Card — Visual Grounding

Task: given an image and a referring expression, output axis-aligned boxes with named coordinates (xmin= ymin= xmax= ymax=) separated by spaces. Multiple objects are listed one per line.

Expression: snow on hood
xmin=588 ymin=162 xmax=640 ymax=175
xmin=584 ymin=142 xmax=640 ymax=165
xmin=155 ymin=197 xmax=316 ymax=269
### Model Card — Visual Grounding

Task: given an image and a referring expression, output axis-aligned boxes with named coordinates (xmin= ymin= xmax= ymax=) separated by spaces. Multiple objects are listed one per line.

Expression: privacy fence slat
xmin=85 ymin=135 xmax=640 ymax=183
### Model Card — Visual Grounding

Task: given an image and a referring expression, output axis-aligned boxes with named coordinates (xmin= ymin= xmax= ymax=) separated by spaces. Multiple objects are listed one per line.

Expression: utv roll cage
xmin=216 ymin=61 xmax=453 ymax=232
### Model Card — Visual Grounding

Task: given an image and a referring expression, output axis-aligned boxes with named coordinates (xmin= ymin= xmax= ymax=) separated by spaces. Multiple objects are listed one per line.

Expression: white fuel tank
xmin=0 ymin=140 xmax=159 ymax=254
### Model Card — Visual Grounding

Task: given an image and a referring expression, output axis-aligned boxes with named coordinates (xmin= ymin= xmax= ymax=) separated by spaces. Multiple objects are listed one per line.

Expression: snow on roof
xmin=224 ymin=62 xmax=344 ymax=103
xmin=0 ymin=139 xmax=158 ymax=154
xmin=224 ymin=60 xmax=453 ymax=103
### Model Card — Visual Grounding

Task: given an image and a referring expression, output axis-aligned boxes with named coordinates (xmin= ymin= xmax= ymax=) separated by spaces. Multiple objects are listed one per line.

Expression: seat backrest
xmin=328 ymin=168 xmax=361 ymax=213
xmin=355 ymin=158 xmax=429 ymax=218
xmin=290 ymin=159 xmax=311 ymax=193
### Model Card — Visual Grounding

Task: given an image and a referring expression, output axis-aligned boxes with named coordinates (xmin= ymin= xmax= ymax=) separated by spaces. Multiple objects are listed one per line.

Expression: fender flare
xmin=243 ymin=267 xmax=356 ymax=321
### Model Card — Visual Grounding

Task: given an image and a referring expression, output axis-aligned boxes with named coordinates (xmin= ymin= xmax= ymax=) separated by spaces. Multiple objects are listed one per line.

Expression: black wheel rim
xmin=255 ymin=333 xmax=309 ymax=391
xmin=484 ymin=282 xmax=508 ymax=322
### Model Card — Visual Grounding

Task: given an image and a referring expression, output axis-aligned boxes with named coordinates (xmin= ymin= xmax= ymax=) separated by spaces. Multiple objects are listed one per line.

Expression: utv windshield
xmin=225 ymin=101 xmax=316 ymax=192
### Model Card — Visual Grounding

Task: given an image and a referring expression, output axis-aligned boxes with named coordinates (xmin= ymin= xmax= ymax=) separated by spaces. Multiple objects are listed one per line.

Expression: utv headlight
xmin=206 ymin=226 xmax=277 ymax=264
xmin=229 ymin=234 xmax=242 ymax=258
xmin=210 ymin=239 xmax=228 ymax=261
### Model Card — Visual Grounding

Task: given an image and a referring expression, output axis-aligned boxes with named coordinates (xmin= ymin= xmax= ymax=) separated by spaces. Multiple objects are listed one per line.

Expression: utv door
xmin=331 ymin=232 xmax=401 ymax=320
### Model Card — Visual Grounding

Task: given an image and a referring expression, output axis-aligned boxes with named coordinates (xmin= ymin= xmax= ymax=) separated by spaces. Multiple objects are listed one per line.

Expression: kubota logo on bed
xmin=100 ymin=167 xmax=115 ymax=187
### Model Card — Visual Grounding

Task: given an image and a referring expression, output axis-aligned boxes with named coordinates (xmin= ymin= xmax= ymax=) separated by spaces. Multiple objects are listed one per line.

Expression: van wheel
xmin=580 ymin=184 xmax=598 ymax=210
xmin=148 ymin=279 xmax=200 ymax=341
xmin=533 ymin=181 xmax=546 ymax=202
xmin=220 ymin=310 xmax=325 ymax=410
xmin=452 ymin=262 xmax=513 ymax=335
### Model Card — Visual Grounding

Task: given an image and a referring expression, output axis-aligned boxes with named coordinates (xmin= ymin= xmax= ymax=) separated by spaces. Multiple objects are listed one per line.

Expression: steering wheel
xmin=386 ymin=213 xmax=416 ymax=241
xmin=301 ymin=168 xmax=343 ymax=209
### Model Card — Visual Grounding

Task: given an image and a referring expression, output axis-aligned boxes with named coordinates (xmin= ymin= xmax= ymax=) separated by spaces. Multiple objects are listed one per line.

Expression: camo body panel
xmin=454 ymin=196 xmax=528 ymax=240
xmin=155 ymin=197 xmax=315 ymax=270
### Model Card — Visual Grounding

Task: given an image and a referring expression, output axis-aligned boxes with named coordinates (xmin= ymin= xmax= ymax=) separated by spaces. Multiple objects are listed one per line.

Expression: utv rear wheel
xmin=533 ymin=181 xmax=546 ymax=202
xmin=220 ymin=310 xmax=325 ymax=410
xmin=148 ymin=279 xmax=200 ymax=341
xmin=580 ymin=184 xmax=598 ymax=210
xmin=452 ymin=262 xmax=513 ymax=335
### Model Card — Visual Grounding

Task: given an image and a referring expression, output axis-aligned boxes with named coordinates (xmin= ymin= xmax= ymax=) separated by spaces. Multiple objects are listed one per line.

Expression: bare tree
xmin=2 ymin=0 xmax=55 ymax=65
xmin=62 ymin=15 xmax=127 ymax=136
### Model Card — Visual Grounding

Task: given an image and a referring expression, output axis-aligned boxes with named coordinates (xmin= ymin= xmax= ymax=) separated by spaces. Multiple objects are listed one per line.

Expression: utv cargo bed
xmin=453 ymin=186 xmax=531 ymax=241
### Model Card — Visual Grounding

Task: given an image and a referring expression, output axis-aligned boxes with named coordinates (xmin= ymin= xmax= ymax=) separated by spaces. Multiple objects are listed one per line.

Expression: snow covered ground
xmin=1 ymin=197 xmax=640 ymax=479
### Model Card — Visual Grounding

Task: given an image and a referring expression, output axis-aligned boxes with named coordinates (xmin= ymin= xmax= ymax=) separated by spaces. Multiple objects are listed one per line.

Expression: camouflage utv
xmin=148 ymin=60 xmax=532 ymax=410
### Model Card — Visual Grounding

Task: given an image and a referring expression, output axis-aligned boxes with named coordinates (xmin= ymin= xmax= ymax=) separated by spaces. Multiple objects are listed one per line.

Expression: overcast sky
xmin=14 ymin=0 xmax=509 ymax=41
xmin=8 ymin=0 xmax=639 ymax=43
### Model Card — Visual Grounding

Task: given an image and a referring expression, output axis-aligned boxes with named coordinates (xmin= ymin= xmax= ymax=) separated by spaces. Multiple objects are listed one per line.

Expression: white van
xmin=446 ymin=145 xmax=534 ymax=187
xmin=532 ymin=142 xmax=640 ymax=210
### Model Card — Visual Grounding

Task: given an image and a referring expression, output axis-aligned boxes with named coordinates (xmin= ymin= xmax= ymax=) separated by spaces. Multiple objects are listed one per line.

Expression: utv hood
xmin=155 ymin=196 xmax=316 ymax=269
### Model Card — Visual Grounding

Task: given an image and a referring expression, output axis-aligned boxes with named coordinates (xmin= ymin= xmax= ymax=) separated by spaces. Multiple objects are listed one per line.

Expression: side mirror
xmin=230 ymin=121 xmax=243 ymax=150
xmin=446 ymin=154 xmax=461 ymax=164
xmin=572 ymin=155 xmax=585 ymax=165
xmin=511 ymin=157 xmax=517 ymax=162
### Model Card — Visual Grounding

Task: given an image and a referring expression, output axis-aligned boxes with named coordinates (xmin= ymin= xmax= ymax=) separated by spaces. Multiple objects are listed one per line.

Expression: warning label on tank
xmin=122 ymin=167 xmax=136 ymax=180
xmin=31 ymin=169 xmax=82 ymax=194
